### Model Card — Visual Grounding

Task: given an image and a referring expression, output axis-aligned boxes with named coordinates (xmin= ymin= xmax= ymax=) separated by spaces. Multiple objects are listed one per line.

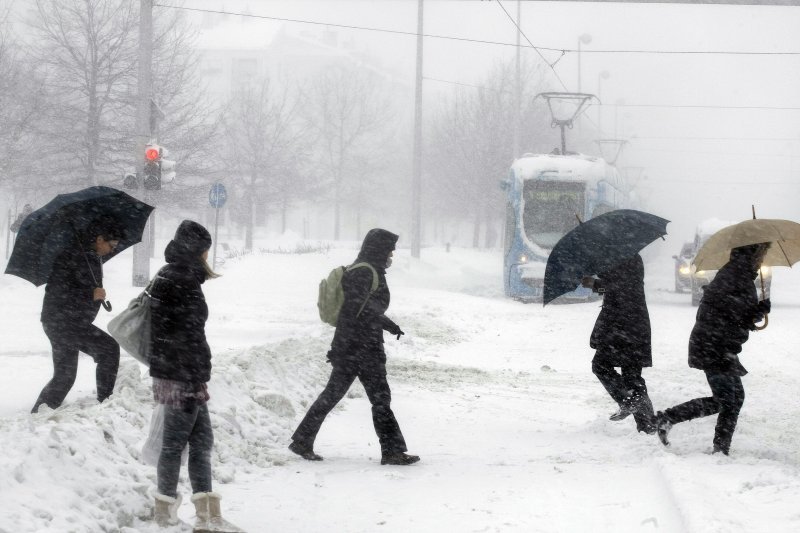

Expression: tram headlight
xmin=519 ymin=254 xmax=528 ymax=263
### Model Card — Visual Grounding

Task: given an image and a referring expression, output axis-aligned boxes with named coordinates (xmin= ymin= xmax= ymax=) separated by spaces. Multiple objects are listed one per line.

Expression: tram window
xmin=522 ymin=181 xmax=584 ymax=248
xmin=504 ymin=204 xmax=515 ymax=252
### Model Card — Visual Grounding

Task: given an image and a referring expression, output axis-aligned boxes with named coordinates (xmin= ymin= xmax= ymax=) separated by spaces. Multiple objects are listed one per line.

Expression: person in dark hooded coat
xmin=31 ymin=217 xmax=122 ymax=413
xmin=655 ymin=243 xmax=770 ymax=455
xmin=290 ymin=228 xmax=419 ymax=466
xmin=148 ymin=220 xmax=242 ymax=532
xmin=582 ymin=254 xmax=655 ymax=433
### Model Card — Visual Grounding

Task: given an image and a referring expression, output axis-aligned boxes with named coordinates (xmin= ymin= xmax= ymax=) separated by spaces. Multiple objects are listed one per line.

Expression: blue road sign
xmin=209 ymin=183 xmax=227 ymax=208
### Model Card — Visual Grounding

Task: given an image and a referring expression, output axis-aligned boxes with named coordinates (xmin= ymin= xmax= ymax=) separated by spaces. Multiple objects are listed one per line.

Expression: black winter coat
xmin=330 ymin=229 xmax=400 ymax=364
xmin=589 ymin=255 xmax=652 ymax=367
xmin=688 ymin=251 xmax=764 ymax=376
xmin=41 ymin=247 xmax=103 ymax=327
xmin=148 ymin=256 xmax=212 ymax=384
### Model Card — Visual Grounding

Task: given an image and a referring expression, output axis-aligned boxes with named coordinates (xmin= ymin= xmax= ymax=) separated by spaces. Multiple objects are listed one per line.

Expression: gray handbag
xmin=107 ymin=278 xmax=157 ymax=366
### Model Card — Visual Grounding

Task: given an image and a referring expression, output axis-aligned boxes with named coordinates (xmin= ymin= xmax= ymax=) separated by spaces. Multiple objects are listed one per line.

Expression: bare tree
xmin=427 ymin=59 xmax=553 ymax=247
xmin=222 ymin=78 xmax=309 ymax=250
xmin=0 ymin=1 xmax=48 ymax=204
xmin=304 ymin=65 xmax=394 ymax=240
xmin=27 ymin=0 xmax=138 ymax=187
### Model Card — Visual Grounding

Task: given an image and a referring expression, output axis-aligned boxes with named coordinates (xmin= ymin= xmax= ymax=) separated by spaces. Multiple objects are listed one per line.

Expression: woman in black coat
xmin=582 ymin=254 xmax=656 ymax=433
xmin=148 ymin=220 xmax=241 ymax=532
xmin=656 ymin=243 xmax=770 ymax=455
xmin=32 ymin=218 xmax=122 ymax=413
xmin=290 ymin=228 xmax=419 ymax=466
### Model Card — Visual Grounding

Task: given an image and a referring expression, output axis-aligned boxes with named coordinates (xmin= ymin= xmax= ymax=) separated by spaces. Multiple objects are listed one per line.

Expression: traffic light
xmin=160 ymin=147 xmax=176 ymax=184
xmin=123 ymin=172 xmax=138 ymax=189
xmin=143 ymin=144 xmax=161 ymax=190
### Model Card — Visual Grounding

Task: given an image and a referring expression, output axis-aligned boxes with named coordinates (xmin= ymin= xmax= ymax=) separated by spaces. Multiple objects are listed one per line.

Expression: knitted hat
xmin=174 ymin=220 xmax=211 ymax=253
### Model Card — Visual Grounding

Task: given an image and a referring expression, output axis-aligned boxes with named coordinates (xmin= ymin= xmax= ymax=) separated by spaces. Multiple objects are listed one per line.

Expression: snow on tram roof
xmin=510 ymin=152 xmax=615 ymax=183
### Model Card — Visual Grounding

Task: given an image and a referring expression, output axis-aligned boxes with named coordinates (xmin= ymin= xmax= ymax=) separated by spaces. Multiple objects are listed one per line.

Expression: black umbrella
xmin=543 ymin=209 xmax=669 ymax=305
xmin=5 ymin=186 xmax=154 ymax=301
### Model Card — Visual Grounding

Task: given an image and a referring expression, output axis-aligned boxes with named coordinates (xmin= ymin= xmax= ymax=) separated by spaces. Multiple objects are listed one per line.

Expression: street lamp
xmin=577 ymin=33 xmax=592 ymax=93
xmin=597 ymin=70 xmax=610 ymax=135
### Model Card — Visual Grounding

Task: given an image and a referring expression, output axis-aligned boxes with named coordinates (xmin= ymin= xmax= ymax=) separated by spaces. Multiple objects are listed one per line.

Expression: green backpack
xmin=317 ymin=262 xmax=379 ymax=326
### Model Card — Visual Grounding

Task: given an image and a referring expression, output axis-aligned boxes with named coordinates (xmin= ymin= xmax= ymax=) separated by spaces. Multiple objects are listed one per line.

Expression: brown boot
xmin=191 ymin=492 xmax=245 ymax=533
xmin=154 ymin=493 xmax=183 ymax=527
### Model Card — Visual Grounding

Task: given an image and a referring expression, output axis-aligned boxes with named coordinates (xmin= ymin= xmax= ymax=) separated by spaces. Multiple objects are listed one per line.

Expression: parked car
xmin=672 ymin=241 xmax=694 ymax=293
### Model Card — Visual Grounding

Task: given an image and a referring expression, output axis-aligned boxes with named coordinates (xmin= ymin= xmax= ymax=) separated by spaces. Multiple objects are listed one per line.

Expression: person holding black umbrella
xmin=289 ymin=228 xmax=419 ymax=466
xmin=655 ymin=243 xmax=771 ymax=455
xmin=31 ymin=216 xmax=123 ymax=413
xmin=582 ymin=254 xmax=656 ymax=434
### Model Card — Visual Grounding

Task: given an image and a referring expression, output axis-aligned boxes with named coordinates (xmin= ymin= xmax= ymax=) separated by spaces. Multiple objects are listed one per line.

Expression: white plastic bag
xmin=142 ymin=404 xmax=188 ymax=466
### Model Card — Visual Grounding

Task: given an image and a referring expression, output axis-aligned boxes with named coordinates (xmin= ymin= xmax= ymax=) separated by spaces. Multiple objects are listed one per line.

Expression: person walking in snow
xmin=582 ymin=254 xmax=656 ymax=433
xmin=655 ymin=243 xmax=770 ymax=455
xmin=289 ymin=228 xmax=419 ymax=466
xmin=31 ymin=217 xmax=122 ymax=413
xmin=148 ymin=221 xmax=243 ymax=532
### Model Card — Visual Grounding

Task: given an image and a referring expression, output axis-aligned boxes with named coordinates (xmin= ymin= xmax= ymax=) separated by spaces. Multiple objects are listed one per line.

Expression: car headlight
xmin=679 ymin=265 xmax=691 ymax=275
xmin=760 ymin=265 xmax=771 ymax=276
xmin=696 ymin=270 xmax=707 ymax=277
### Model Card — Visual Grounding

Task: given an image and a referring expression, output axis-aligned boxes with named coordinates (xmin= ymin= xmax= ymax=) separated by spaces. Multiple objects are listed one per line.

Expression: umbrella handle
xmin=102 ymin=300 xmax=112 ymax=312
xmin=753 ymin=313 xmax=768 ymax=331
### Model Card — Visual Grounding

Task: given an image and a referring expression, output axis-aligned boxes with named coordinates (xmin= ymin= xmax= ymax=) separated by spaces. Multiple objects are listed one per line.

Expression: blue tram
xmin=501 ymin=153 xmax=630 ymax=302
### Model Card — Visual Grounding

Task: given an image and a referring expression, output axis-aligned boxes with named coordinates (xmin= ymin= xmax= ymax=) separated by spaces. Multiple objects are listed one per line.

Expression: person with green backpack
xmin=290 ymin=228 xmax=419 ymax=466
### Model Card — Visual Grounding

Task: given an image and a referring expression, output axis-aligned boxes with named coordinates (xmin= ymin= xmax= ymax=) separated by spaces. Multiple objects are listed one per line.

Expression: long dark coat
xmin=589 ymin=254 xmax=652 ymax=367
xmin=148 ymin=244 xmax=212 ymax=384
xmin=329 ymin=229 xmax=400 ymax=366
xmin=688 ymin=248 xmax=765 ymax=376
xmin=41 ymin=247 xmax=103 ymax=327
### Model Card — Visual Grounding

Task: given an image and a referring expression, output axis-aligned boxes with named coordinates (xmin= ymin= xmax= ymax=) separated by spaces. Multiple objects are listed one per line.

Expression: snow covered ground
xmin=1 ymin=233 xmax=799 ymax=533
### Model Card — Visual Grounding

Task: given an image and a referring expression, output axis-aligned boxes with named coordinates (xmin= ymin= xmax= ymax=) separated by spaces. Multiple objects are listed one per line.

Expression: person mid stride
xmin=290 ymin=228 xmax=419 ymax=466
xmin=582 ymin=254 xmax=656 ymax=433
xmin=32 ymin=217 xmax=122 ymax=413
xmin=655 ymin=243 xmax=771 ymax=455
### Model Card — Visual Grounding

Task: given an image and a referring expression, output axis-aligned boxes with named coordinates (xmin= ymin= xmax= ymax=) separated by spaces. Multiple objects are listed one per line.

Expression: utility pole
xmin=513 ymin=0 xmax=521 ymax=159
xmin=410 ymin=0 xmax=423 ymax=258
xmin=132 ymin=0 xmax=153 ymax=287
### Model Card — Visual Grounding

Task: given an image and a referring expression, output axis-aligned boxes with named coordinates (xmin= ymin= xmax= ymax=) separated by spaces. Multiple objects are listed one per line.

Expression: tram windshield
xmin=522 ymin=180 xmax=585 ymax=248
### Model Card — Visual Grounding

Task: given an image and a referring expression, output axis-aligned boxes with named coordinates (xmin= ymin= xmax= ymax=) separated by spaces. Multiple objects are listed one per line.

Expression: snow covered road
xmin=1 ymin=242 xmax=799 ymax=532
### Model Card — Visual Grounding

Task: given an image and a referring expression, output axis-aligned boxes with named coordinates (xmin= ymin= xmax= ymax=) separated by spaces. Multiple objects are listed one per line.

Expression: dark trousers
xmin=663 ymin=372 xmax=745 ymax=454
xmin=592 ymin=358 xmax=655 ymax=431
xmin=158 ymin=403 xmax=214 ymax=497
xmin=32 ymin=322 xmax=120 ymax=412
xmin=292 ymin=357 xmax=407 ymax=455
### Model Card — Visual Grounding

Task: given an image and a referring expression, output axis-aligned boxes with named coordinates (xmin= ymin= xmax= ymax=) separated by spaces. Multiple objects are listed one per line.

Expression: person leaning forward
xmin=31 ymin=217 xmax=122 ymax=413
xmin=655 ymin=243 xmax=770 ymax=455
xmin=289 ymin=228 xmax=420 ymax=466
xmin=582 ymin=254 xmax=656 ymax=434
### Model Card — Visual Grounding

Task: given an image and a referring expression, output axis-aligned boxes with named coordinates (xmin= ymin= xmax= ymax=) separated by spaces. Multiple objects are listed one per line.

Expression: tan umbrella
xmin=693 ymin=218 xmax=800 ymax=271
xmin=693 ymin=217 xmax=800 ymax=330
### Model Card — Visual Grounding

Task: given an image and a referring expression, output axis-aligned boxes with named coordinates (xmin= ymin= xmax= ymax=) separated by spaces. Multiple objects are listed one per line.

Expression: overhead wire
xmin=152 ymin=3 xmax=800 ymax=56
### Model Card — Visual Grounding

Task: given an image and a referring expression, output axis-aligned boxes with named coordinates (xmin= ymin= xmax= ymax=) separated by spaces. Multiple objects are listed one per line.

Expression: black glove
xmin=757 ymin=298 xmax=771 ymax=314
xmin=389 ymin=324 xmax=405 ymax=340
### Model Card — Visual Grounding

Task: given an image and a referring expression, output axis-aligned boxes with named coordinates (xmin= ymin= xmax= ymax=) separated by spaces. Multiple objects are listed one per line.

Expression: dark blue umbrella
xmin=5 ymin=187 xmax=154 ymax=288
xmin=543 ymin=209 xmax=669 ymax=305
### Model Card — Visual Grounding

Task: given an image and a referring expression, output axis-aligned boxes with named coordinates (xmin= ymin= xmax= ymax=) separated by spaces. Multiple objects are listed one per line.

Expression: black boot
xmin=609 ymin=391 xmax=644 ymax=421
xmin=289 ymin=441 xmax=323 ymax=461
xmin=380 ymin=452 xmax=420 ymax=466
xmin=655 ymin=411 xmax=672 ymax=447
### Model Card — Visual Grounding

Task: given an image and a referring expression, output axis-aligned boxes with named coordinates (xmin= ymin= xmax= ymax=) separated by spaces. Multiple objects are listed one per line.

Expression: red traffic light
xmin=145 ymin=146 xmax=160 ymax=161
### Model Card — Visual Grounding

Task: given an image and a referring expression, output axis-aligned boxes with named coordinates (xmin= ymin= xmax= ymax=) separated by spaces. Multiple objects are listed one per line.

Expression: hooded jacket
xmin=688 ymin=247 xmax=765 ymax=376
xmin=330 ymin=228 xmax=401 ymax=362
xmin=148 ymin=222 xmax=213 ymax=384
xmin=589 ymin=254 xmax=652 ymax=367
